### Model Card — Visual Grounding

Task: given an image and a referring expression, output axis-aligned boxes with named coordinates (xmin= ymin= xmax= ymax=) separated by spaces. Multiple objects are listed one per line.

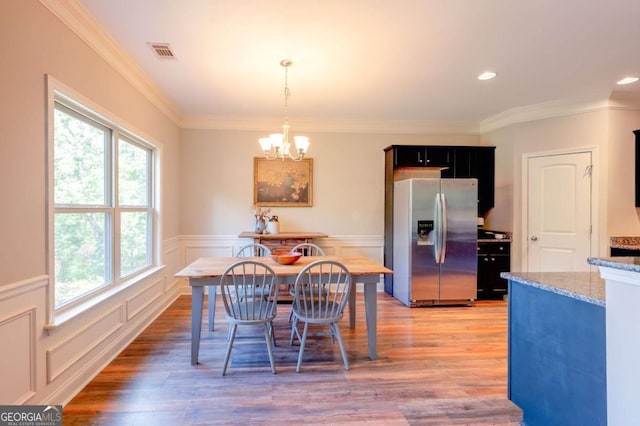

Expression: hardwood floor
xmin=63 ymin=293 xmax=522 ymax=425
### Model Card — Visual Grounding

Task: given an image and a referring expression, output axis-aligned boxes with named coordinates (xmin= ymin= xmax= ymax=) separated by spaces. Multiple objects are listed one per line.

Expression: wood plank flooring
xmin=63 ymin=293 xmax=522 ymax=425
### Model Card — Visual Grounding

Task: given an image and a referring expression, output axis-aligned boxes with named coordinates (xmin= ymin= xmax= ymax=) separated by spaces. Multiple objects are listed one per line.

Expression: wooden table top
xmin=238 ymin=231 xmax=328 ymax=239
xmin=176 ymin=255 xmax=392 ymax=279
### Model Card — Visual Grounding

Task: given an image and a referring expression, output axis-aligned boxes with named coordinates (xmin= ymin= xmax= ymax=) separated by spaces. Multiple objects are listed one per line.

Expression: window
xmin=51 ymin=93 xmax=155 ymax=310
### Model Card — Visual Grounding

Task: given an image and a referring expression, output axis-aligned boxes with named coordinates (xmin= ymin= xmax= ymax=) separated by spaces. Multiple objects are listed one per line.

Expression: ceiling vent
xmin=147 ymin=43 xmax=175 ymax=59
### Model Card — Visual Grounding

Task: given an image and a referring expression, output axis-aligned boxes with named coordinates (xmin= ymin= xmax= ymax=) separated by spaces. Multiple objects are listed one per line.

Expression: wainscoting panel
xmin=0 ymin=306 xmax=36 ymax=404
xmin=163 ymin=236 xmax=182 ymax=293
xmin=0 ymin=237 xmax=183 ymax=405
xmin=47 ymin=305 xmax=124 ymax=383
xmin=126 ymin=278 xmax=164 ymax=321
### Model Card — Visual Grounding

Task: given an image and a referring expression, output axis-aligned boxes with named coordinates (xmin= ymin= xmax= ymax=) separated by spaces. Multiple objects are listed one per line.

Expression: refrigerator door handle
xmin=441 ymin=193 xmax=448 ymax=263
xmin=434 ymin=193 xmax=442 ymax=263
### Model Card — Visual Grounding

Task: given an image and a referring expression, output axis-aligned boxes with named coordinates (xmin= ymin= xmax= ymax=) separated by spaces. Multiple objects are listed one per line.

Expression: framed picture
xmin=253 ymin=157 xmax=313 ymax=207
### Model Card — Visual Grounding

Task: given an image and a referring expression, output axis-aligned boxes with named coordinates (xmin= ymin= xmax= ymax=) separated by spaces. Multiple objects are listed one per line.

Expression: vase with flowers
xmin=253 ymin=206 xmax=271 ymax=234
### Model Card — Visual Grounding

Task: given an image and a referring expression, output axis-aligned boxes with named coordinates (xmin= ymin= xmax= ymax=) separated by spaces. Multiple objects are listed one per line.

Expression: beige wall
xmin=0 ymin=1 xmax=181 ymax=404
xmin=180 ymin=129 xmax=480 ymax=237
xmin=0 ymin=0 xmax=181 ymax=286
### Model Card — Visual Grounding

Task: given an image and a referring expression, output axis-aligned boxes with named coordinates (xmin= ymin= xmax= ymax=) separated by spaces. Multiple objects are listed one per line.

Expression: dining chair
xmin=236 ymin=243 xmax=272 ymax=257
xmin=288 ymin=243 xmax=326 ymax=322
xmin=208 ymin=243 xmax=273 ymax=331
xmin=289 ymin=260 xmax=352 ymax=373
xmin=219 ymin=260 xmax=279 ymax=375
xmin=291 ymin=242 xmax=325 ymax=257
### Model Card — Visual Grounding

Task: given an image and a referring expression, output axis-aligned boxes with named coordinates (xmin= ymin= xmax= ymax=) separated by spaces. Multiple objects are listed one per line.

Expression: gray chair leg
xmin=331 ymin=323 xmax=349 ymax=371
xmin=289 ymin=316 xmax=299 ymax=346
xmin=222 ymin=324 xmax=238 ymax=376
xmin=296 ymin=322 xmax=309 ymax=373
xmin=264 ymin=323 xmax=277 ymax=374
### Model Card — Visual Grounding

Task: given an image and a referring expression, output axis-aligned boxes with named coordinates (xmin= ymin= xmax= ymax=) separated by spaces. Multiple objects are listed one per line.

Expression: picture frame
xmin=253 ymin=157 xmax=313 ymax=207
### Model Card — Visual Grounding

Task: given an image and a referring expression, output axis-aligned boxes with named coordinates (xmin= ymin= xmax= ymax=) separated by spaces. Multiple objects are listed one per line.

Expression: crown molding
xmin=39 ymin=0 xmax=182 ymax=125
xmin=180 ymin=115 xmax=481 ymax=135
xmin=479 ymin=93 xmax=640 ymax=134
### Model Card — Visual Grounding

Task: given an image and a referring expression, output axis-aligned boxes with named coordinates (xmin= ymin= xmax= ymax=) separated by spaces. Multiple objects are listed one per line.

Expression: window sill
xmin=45 ymin=265 xmax=166 ymax=330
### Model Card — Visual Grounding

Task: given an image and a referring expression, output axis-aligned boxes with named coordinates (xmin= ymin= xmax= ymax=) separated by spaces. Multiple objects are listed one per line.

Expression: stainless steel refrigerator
xmin=393 ymin=178 xmax=477 ymax=306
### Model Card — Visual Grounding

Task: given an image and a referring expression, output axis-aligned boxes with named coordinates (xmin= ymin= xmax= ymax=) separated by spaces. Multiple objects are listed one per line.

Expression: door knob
xmin=530 ymin=236 xmax=538 ymax=241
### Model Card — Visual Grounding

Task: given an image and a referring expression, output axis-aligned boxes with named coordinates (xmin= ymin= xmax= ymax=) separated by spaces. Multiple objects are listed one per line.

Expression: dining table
xmin=175 ymin=255 xmax=393 ymax=365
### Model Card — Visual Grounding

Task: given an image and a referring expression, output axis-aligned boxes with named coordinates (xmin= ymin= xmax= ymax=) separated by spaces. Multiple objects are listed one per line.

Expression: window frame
xmin=46 ymin=75 xmax=159 ymax=324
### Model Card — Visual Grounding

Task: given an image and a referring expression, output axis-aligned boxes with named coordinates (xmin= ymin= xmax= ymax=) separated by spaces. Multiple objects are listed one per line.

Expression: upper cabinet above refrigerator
xmin=393 ymin=146 xmax=456 ymax=177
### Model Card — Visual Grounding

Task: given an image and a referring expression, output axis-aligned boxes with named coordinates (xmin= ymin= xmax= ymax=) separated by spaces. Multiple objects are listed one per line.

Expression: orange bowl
xmin=271 ymin=250 xmax=302 ymax=265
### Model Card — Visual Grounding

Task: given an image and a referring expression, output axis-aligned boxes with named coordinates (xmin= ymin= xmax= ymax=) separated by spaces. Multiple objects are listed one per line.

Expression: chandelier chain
xmin=258 ymin=59 xmax=309 ymax=161
xmin=283 ymin=65 xmax=290 ymax=125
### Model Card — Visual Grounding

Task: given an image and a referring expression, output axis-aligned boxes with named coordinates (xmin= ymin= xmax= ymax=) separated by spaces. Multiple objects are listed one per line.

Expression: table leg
xmin=348 ymin=282 xmax=356 ymax=328
xmin=191 ymin=286 xmax=204 ymax=365
xmin=364 ymin=282 xmax=377 ymax=360
xmin=207 ymin=287 xmax=216 ymax=331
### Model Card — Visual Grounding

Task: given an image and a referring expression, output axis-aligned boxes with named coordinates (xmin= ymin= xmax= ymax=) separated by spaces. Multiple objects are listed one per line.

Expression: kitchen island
xmin=500 ymin=271 xmax=606 ymax=426
xmin=588 ymin=256 xmax=640 ymax=425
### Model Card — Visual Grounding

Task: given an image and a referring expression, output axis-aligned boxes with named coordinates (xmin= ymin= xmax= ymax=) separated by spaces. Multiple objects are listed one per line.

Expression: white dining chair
xmin=289 ymin=260 xmax=351 ymax=373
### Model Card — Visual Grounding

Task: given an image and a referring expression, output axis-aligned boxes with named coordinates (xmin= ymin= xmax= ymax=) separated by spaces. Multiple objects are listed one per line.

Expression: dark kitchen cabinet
xmin=393 ymin=146 xmax=455 ymax=176
xmin=471 ymin=147 xmax=495 ymax=215
xmin=477 ymin=241 xmax=510 ymax=300
xmin=451 ymin=146 xmax=495 ymax=215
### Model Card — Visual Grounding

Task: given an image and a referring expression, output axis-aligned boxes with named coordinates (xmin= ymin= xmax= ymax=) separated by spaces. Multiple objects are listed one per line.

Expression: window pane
xmin=55 ymin=213 xmax=109 ymax=307
xmin=121 ymin=211 xmax=150 ymax=277
xmin=54 ymin=107 xmax=107 ymax=205
xmin=119 ymin=139 xmax=149 ymax=206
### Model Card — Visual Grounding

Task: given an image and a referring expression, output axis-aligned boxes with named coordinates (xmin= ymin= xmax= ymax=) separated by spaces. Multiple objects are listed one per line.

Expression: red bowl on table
xmin=271 ymin=250 xmax=302 ymax=265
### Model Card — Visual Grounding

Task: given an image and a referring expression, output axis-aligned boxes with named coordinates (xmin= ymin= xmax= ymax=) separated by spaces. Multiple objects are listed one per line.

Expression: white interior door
xmin=526 ymin=151 xmax=592 ymax=272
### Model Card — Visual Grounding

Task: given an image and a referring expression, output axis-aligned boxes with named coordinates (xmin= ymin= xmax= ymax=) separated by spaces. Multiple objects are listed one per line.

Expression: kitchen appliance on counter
xmin=393 ymin=178 xmax=478 ymax=306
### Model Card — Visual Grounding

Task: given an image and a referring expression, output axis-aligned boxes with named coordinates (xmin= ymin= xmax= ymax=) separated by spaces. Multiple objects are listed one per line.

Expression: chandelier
xmin=259 ymin=59 xmax=309 ymax=161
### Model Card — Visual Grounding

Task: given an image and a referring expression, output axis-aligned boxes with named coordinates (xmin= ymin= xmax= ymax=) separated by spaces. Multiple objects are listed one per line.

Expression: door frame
xmin=521 ymin=146 xmax=600 ymax=272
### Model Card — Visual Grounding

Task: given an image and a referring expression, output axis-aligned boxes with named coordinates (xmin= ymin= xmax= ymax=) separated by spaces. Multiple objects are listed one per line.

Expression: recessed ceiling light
xmin=478 ymin=71 xmax=497 ymax=81
xmin=617 ymin=76 xmax=639 ymax=85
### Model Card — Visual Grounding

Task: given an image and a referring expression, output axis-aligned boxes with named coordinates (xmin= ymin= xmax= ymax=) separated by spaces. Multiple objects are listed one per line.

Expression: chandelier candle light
xmin=259 ymin=59 xmax=310 ymax=161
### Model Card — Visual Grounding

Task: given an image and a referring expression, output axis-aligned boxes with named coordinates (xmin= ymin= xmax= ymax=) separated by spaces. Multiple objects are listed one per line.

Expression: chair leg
xmin=331 ymin=322 xmax=350 ymax=371
xmin=268 ymin=321 xmax=276 ymax=346
xmin=296 ymin=322 xmax=309 ymax=373
xmin=263 ymin=323 xmax=277 ymax=374
xmin=289 ymin=316 xmax=299 ymax=346
xmin=222 ymin=324 xmax=238 ymax=376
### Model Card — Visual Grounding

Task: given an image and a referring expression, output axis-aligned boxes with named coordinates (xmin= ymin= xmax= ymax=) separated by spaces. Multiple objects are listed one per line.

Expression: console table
xmin=238 ymin=231 xmax=327 ymax=252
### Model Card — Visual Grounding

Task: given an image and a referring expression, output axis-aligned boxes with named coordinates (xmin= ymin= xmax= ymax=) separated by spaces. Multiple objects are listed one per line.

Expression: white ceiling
xmin=76 ymin=0 xmax=640 ymax=130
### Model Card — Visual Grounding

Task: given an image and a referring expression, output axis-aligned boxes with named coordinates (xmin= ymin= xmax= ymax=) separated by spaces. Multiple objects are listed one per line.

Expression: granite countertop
xmin=500 ymin=271 xmax=605 ymax=307
xmin=587 ymin=256 xmax=640 ymax=273
xmin=609 ymin=236 xmax=640 ymax=250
